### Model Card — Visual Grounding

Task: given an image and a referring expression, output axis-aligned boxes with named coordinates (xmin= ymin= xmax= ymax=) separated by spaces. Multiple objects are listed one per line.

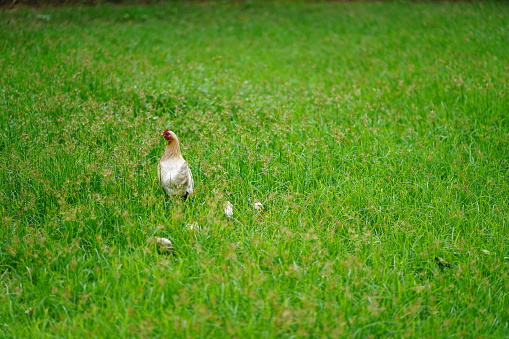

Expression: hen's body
xmin=158 ymin=130 xmax=194 ymax=198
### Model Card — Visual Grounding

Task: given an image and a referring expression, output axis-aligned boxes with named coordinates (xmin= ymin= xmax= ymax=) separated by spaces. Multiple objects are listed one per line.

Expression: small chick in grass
xmin=224 ymin=201 xmax=234 ymax=217
xmin=158 ymin=129 xmax=194 ymax=199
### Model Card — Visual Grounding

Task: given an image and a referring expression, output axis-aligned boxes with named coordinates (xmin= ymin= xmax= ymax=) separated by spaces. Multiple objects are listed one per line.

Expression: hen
xmin=158 ymin=129 xmax=194 ymax=199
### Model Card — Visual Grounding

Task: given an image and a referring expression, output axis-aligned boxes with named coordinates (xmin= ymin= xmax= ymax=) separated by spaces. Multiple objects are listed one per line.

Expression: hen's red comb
xmin=162 ymin=129 xmax=172 ymax=141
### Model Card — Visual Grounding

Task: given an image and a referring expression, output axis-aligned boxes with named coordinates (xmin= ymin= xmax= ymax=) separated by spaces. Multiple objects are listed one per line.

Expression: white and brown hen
xmin=158 ymin=129 xmax=194 ymax=199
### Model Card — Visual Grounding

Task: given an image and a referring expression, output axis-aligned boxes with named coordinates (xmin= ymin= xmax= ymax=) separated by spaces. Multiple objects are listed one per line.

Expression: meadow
xmin=1 ymin=1 xmax=509 ymax=337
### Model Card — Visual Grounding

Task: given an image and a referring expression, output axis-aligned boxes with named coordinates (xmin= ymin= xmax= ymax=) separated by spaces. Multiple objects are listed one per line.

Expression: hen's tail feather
xmin=179 ymin=161 xmax=189 ymax=173
xmin=174 ymin=162 xmax=190 ymax=184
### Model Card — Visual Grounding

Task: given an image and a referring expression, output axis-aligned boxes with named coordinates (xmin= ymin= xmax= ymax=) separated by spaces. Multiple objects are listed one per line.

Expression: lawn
xmin=1 ymin=1 xmax=509 ymax=337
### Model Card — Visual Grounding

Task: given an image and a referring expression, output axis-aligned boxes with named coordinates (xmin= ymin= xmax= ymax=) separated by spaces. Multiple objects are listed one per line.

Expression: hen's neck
xmin=162 ymin=140 xmax=182 ymax=159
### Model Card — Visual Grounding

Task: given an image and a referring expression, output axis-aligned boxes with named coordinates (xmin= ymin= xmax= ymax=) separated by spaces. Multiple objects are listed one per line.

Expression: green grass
xmin=1 ymin=1 xmax=509 ymax=337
